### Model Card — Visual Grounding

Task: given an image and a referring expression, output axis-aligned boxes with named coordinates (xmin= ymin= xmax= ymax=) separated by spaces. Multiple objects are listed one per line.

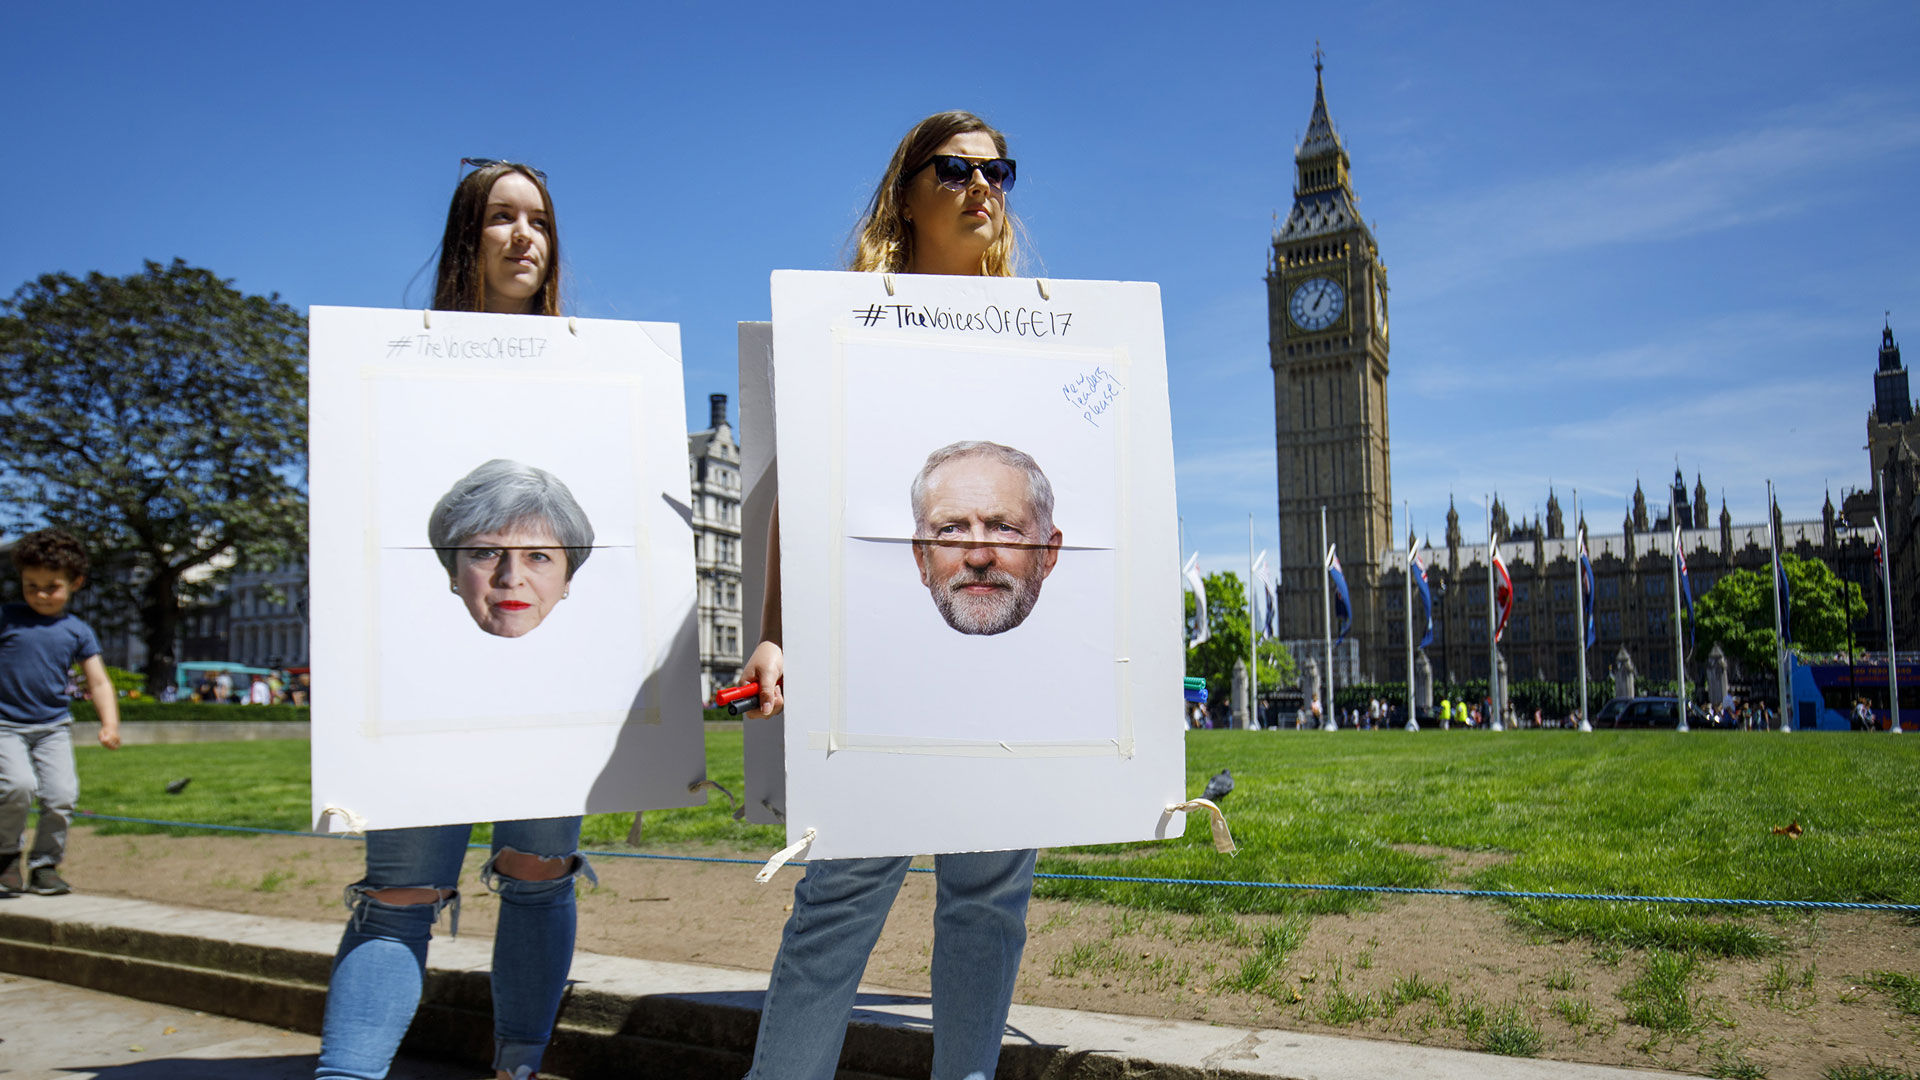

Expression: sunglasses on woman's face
xmin=907 ymin=155 xmax=1017 ymax=192
xmin=460 ymin=157 xmax=548 ymax=184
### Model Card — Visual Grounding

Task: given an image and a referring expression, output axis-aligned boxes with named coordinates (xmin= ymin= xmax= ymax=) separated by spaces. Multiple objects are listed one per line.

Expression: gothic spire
xmin=1299 ymin=45 xmax=1346 ymax=163
xmin=1277 ymin=49 xmax=1365 ymax=243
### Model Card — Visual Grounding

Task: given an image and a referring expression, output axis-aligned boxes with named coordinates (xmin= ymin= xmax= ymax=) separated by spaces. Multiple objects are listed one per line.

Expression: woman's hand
xmin=740 ymin=640 xmax=785 ymax=718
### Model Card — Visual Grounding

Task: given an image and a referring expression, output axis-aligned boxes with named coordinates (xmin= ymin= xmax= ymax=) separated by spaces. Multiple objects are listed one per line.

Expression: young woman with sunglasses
xmin=738 ymin=110 xmax=1034 ymax=1080
xmin=314 ymin=160 xmax=592 ymax=1080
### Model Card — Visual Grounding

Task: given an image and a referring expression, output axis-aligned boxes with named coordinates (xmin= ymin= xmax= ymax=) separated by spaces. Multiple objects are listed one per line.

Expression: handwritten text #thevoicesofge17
xmin=385 ymin=334 xmax=552 ymax=361
xmin=849 ymin=302 xmax=1073 ymax=339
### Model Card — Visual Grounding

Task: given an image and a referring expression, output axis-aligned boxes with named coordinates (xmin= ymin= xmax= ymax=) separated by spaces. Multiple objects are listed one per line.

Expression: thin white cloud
xmin=1396 ymin=93 xmax=1920 ymax=287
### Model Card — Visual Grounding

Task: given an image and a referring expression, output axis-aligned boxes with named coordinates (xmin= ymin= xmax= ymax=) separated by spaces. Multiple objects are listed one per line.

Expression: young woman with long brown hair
xmin=314 ymin=160 xmax=592 ymax=1080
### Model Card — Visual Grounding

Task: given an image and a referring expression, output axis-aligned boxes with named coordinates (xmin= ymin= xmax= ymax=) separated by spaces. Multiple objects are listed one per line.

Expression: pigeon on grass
xmin=165 ymin=777 xmax=191 ymax=795
xmin=1201 ymin=768 xmax=1233 ymax=803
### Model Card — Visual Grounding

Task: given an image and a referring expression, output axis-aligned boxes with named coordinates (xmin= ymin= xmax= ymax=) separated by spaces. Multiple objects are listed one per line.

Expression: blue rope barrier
xmin=72 ymin=811 xmax=1920 ymax=913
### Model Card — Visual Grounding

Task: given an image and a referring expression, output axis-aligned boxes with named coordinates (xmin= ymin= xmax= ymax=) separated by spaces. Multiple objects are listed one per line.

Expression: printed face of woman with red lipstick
xmin=452 ymin=522 xmax=571 ymax=638
xmin=479 ymin=171 xmax=551 ymax=314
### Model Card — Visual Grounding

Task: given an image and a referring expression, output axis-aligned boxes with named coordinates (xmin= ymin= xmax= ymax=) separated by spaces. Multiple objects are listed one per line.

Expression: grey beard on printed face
xmin=931 ymin=563 xmax=1047 ymax=636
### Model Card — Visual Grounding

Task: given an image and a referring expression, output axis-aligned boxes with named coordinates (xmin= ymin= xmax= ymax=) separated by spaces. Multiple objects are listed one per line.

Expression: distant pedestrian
xmin=0 ymin=529 xmax=122 ymax=897
xmin=246 ymin=675 xmax=271 ymax=706
xmin=213 ymin=669 xmax=233 ymax=704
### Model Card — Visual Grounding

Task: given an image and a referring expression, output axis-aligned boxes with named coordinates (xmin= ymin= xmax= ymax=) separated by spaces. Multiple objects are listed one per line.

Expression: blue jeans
xmin=315 ymin=816 xmax=594 ymax=1080
xmin=746 ymin=848 xmax=1036 ymax=1080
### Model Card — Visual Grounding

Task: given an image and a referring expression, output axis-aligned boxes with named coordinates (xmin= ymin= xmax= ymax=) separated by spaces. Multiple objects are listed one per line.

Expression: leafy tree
xmin=1693 ymin=553 xmax=1867 ymax=673
xmin=0 ymin=260 xmax=307 ymax=691
xmin=1185 ymin=570 xmax=1295 ymax=701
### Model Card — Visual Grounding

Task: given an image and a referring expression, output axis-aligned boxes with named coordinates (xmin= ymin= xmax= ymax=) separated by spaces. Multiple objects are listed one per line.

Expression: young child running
xmin=0 ymin=529 xmax=121 ymax=895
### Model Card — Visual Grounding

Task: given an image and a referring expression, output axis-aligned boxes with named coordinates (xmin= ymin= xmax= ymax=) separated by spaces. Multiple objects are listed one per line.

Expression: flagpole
xmin=1768 ymin=481 xmax=1791 ymax=733
xmin=1673 ymin=494 xmax=1689 ymax=732
xmin=1322 ymin=505 xmax=1335 ymax=731
xmin=1248 ymin=513 xmax=1257 ymax=731
xmin=1576 ymin=490 xmax=1591 ymax=733
xmin=1405 ymin=501 xmax=1418 ymax=731
xmin=1880 ymin=480 xmax=1903 ymax=735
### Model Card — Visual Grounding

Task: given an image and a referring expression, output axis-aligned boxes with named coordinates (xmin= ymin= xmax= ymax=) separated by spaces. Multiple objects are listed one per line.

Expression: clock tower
xmin=1268 ymin=54 xmax=1393 ymax=681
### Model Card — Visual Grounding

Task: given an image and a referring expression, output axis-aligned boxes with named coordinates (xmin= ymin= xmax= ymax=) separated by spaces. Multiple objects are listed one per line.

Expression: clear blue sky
xmin=9 ymin=2 xmax=1917 ymax=581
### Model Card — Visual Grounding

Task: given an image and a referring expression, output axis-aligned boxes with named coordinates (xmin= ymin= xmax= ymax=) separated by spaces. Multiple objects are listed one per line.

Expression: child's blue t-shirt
xmin=0 ymin=603 xmax=102 ymax=724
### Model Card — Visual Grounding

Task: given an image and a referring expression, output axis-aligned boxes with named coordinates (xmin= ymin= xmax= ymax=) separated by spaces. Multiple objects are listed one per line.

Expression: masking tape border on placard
xmin=1109 ymin=345 xmax=1136 ymax=760
xmin=827 ymin=330 xmax=851 ymax=753
xmin=819 ymin=336 xmax=1138 ymax=761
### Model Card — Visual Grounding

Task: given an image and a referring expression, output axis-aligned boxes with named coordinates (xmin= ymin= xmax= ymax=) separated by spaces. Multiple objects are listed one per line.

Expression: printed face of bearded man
xmin=910 ymin=442 xmax=1062 ymax=636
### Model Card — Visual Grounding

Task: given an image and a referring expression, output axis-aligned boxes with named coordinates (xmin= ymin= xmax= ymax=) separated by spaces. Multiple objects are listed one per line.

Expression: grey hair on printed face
xmin=427 ymin=459 xmax=595 ymax=578
xmin=909 ymin=440 xmax=1054 ymax=539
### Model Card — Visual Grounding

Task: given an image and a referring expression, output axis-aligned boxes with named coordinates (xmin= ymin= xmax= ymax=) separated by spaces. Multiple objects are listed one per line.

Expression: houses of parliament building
xmin=1268 ymin=59 xmax=1919 ymax=690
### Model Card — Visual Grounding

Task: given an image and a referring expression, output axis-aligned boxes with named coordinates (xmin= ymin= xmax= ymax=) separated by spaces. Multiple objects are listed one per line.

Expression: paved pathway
xmin=0 ymin=973 xmax=474 ymax=1080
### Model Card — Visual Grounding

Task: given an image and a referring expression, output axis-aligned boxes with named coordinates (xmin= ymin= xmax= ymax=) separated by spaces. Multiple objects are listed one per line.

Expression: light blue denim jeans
xmin=314 ymin=816 xmax=594 ymax=1080
xmin=0 ymin=718 xmax=77 ymax=870
xmin=746 ymin=848 xmax=1036 ymax=1080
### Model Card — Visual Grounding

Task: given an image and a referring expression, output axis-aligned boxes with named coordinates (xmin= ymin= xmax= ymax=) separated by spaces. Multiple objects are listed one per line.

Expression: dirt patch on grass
xmin=48 ymin=830 xmax=1920 ymax=1078
xmin=1390 ymin=843 xmax=1514 ymax=882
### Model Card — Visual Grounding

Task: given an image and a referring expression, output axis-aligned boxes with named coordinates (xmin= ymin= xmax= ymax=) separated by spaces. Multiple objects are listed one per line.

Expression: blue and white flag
xmin=1673 ymin=520 xmax=1695 ymax=653
xmin=1327 ymin=544 xmax=1352 ymax=645
xmin=1579 ymin=529 xmax=1597 ymax=648
xmin=1411 ymin=541 xmax=1434 ymax=649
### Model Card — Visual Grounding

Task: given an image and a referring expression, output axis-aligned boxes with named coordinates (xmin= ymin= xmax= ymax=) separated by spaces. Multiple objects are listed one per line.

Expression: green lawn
xmin=72 ymin=731 xmax=783 ymax=851
xmin=1039 ymin=730 xmax=1920 ymax=954
xmin=71 ymin=729 xmax=1920 ymax=954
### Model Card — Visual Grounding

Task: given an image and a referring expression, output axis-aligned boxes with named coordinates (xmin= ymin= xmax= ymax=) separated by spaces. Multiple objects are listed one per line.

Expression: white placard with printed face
xmin=769 ymin=271 xmax=1186 ymax=859
xmin=308 ymin=306 xmax=705 ymax=832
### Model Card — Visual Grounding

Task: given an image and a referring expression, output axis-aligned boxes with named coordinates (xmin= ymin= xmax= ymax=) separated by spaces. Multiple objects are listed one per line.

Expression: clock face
xmin=1375 ymin=280 xmax=1388 ymax=336
xmin=1290 ymin=276 xmax=1345 ymax=332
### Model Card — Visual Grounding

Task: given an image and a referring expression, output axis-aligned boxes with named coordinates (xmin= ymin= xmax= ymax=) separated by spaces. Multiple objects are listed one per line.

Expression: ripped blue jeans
xmin=314 ymin=816 xmax=594 ymax=1080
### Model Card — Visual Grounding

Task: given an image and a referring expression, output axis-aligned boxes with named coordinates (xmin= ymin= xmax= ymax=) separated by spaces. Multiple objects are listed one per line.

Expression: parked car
xmin=1594 ymin=697 xmax=1728 ymax=729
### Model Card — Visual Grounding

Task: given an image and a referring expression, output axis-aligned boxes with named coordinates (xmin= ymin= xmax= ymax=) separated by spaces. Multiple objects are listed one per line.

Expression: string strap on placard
xmin=421 ymin=310 xmax=432 ymax=329
xmin=1167 ymin=799 xmax=1236 ymax=855
xmin=883 ymin=273 xmax=897 ymax=296
xmin=318 ymin=804 xmax=368 ymax=837
xmin=1036 ymin=278 xmax=1052 ymax=301
xmin=568 ymin=316 xmax=579 ymax=336
xmin=755 ymin=828 xmax=816 ymax=883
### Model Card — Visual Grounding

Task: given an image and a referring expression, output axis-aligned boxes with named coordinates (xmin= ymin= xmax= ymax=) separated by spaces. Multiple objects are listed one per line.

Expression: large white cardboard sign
xmin=308 ymin=306 xmax=705 ymax=832
xmin=769 ymin=271 xmax=1186 ymax=859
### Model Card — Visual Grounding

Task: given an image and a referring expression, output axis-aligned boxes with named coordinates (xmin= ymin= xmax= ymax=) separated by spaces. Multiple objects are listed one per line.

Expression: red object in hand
xmin=716 ymin=683 xmax=761 ymax=707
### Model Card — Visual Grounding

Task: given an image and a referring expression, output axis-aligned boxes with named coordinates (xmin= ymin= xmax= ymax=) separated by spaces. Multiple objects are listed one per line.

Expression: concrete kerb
xmin=0 ymin=893 xmax=1694 ymax=1080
